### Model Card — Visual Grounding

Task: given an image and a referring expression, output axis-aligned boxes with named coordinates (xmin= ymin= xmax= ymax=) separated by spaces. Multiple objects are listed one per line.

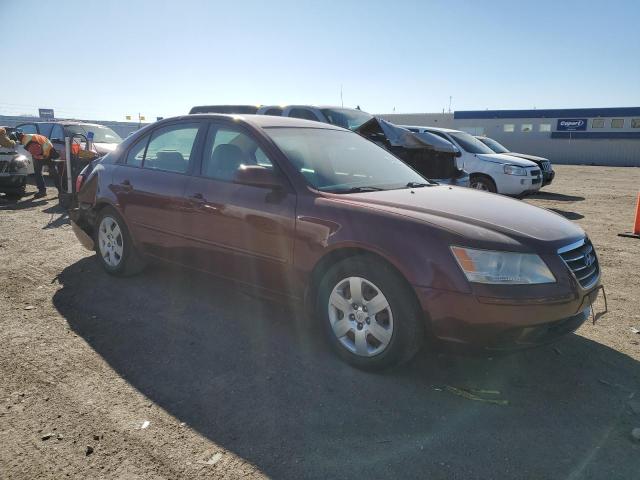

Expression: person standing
xmin=12 ymin=130 xmax=61 ymax=199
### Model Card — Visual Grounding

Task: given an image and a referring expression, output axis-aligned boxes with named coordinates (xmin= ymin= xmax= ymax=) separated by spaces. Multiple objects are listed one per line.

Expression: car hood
xmin=356 ymin=117 xmax=457 ymax=154
xmin=338 ymin=185 xmax=584 ymax=250
xmin=503 ymin=152 xmax=549 ymax=163
xmin=476 ymin=153 xmax=539 ymax=167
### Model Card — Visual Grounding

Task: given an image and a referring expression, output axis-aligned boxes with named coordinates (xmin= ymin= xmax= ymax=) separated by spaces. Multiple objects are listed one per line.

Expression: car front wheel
xmin=317 ymin=256 xmax=424 ymax=370
xmin=94 ymin=207 xmax=145 ymax=276
xmin=470 ymin=174 xmax=497 ymax=193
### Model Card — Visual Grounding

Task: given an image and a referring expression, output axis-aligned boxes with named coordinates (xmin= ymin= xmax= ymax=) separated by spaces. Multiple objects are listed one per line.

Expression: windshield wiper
xmin=405 ymin=181 xmax=433 ymax=188
xmin=330 ymin=186 xmax=386 ymax=194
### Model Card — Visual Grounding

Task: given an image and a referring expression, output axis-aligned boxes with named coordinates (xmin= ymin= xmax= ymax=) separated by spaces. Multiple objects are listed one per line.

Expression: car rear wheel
xmin=470 ymin=174 xmax=497 ymax=193
xmin=317 ymin=256 xmax=424 ymax=370
xmin=94 ymin=207 xmax=145 ymax=276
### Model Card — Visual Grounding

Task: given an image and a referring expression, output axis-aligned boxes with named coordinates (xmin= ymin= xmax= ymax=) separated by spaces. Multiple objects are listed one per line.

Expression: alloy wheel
xmin=98 ymin=216 xmax=124 ymax=267
xmin=327 ymin=276 xmax=394 ymax=357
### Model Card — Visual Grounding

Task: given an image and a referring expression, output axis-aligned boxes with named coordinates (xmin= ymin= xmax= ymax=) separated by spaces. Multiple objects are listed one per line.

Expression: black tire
xmin=316 ymin=255 xmax=425 ymax=370
xmin=470 ymin=174 xmax=497 ymax=193
xmin=94 ymin=206 xmax=145 ymax=276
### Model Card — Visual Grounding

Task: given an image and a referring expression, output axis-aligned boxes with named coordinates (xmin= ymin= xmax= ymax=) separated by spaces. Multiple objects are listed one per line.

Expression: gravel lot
xmin=1 ymin=165 xmax=639 ymax=479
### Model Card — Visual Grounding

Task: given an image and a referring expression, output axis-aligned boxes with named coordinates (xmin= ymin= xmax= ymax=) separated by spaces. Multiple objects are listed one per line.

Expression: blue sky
xmin=1 ymin=0 xmax=639 ymax=121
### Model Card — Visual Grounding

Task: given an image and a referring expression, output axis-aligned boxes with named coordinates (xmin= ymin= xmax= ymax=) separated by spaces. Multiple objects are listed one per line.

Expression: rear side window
xmin=201 ymin=125 xmax=272 ymax=181
xmin=263 ymin=108 xmax=283 ymax=116
xmin=18 ymin=124 xmax=37 ymax=134
xmin=144 ymin=123 xmax=200 ymax=174
xmin=288 ymin=108 xmax=318 ymax=121
xmin=125 ymin=136 xmax=148 ymax=167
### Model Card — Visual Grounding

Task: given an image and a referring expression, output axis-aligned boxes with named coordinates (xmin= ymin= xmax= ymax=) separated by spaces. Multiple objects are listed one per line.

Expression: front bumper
xmin=498 ymin=171 xmax=543 ymax=195
xmin=542 ymin=170 xmax=555 ymax=186
xmin=414 ymin=282 xmax=600 ymax=352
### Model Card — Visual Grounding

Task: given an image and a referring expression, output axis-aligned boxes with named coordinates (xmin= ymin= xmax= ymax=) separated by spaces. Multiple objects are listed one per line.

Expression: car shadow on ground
xmin=548 ymin=208 xmax=585 ymax=220
xmin=53 ymin=257 xmax=640 ymax=479
xmin=530 ymin=191 xmax=586 ymax=202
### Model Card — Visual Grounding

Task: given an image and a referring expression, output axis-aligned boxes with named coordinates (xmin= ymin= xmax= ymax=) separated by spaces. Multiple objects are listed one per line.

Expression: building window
xmin=521 ymin=124 xmax=533 ymax=132
xmin=631 ymin=119 xmax=640 ymax=128
xmin=611 ymin=119 xmax=624 ymax=128
xmin=592 ymin=118 xmax=605 ymax=128
xmin=539 ymin=123 xmax=551 ymax=132
xmin=461 ymin=126 xmax=484 ymax=136
xmin=503 ymin=124 xmax=514 ymax=132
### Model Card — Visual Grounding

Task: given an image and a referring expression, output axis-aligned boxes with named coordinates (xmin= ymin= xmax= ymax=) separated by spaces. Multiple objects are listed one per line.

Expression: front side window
xmin=521 ymin=124 xmax=533 ymax=132
xmin=38 ymin=123 xmax=53 ymax=137
xmin=611 ymin=119 xmax=624 ymax=128
xmin=125 ymin=136 xmax=148 ymax=167
xmin=288 ymin=108 xmax=319 ymax=121
xmin=503 ymin=124 xmax=515 ymax=132
xmin=144 ymin=123 xmax=199 ymax=173
xmin=50 ymin=125 xmax=65 ymax=141
xmin=202 ymin=126 xmax=272 ymax=181
xmin=592 ymin=118 xmax=605 ymax=128
xmin=266 ymin=127 xmax=426 ymax=193
xmin=539 ymin=123 xmax=551 ymax=132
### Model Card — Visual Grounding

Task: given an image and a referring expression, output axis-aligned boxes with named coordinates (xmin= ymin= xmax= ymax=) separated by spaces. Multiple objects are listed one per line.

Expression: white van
xmin=401 ymin=126 xmax=542 ymax=196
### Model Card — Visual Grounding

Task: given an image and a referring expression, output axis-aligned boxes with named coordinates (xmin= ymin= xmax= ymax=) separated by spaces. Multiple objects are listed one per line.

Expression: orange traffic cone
xmin=619 ymin=192 xmax=640 ymax=239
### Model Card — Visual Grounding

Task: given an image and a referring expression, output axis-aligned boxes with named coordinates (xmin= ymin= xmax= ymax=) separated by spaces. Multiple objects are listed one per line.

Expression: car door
xmin=111 ymin=120 xmax=205 ymax=263
xmin=182 ymin=121 xmax=297 ymax=294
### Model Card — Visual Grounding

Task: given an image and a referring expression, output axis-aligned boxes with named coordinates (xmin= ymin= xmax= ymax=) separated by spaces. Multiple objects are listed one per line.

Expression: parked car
xmin=0 ymin=126 xmax=34 ymax=199
xmin=71 ymin=114 xmax=603 ymax=370
xmin=16 ymin=121 xmax=123 ymax=159
xmin=407 ymin=127 xmax=542 ymax=196
xmin=189 ymin=105 xmax=469 ymax=187
xmin=475 ymin=136 xmax=555 ymax=186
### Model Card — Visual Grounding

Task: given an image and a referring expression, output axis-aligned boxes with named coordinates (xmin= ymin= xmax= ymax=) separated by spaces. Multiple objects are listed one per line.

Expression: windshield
xmin=448 ymin=131 xmax=495 ymax=154
xmin=320 ymin=108 xmax=374 ymax=131
xmin=65 ymin=125 xmax=122 ymax=144
xmin=266 ymin=127 xmax=428 ymax=193
xmin=477 ymin=136 xmax=509 ymax=154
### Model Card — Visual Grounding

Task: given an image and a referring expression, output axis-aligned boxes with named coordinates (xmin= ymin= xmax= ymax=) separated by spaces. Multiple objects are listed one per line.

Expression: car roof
xmin=419 ymin=126 xmax=460 ymax=133
xmin=178 ymin=114 xmax=345 ymax=130
xmin=23 ymin=120 xmax=106 ymax=128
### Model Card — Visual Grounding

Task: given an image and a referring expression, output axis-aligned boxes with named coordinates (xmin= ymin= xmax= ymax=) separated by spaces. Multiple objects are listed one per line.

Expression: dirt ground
xmin=1 ymin=165 xmax=639 ymax=479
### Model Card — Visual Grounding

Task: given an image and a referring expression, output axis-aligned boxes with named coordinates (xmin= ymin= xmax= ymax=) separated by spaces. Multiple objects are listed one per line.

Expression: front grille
xmin=540 ymin=160 xmax=551 ymax=172
xmin=558 ymin=238 xmax=599 ymax=289
xmin=529 ymin=169 xmax=541 ymax=177
xmin=0 ymin=160 xmax=8 ymax=173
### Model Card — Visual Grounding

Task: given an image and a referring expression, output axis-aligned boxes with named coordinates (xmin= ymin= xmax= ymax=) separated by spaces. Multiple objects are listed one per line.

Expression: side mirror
xmin=234 ymin=165 xmax=284 ymax=189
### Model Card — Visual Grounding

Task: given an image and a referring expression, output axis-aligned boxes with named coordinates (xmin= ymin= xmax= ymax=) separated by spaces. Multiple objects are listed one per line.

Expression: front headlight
xmin=451 ymin=246 xmax=556 ymax=284
xmin=503 ymin=164 xmax=527 ymax=176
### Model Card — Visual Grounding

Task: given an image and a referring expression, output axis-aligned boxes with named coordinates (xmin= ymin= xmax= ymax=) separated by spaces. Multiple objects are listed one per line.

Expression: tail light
xmin=75 ymin=173 xmax=85 ymax=193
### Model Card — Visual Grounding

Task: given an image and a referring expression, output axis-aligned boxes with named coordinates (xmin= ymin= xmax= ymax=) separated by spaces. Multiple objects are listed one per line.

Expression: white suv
xmin=402 ymin=126 xmax=542 ymax=196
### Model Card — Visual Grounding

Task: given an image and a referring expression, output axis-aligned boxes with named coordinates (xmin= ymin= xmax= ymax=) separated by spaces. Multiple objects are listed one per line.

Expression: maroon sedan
xmin=70 ymin=115 xmax=602 ymax=370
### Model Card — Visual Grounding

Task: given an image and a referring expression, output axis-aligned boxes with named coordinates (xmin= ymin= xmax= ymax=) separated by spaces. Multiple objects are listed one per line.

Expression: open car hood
xmin=355 ymin=117 xmax=457 ymax=154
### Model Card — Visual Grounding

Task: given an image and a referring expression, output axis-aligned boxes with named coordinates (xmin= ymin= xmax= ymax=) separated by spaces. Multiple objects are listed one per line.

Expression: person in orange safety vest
xmin=13 ymin=130 xmax=61 ymax=199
